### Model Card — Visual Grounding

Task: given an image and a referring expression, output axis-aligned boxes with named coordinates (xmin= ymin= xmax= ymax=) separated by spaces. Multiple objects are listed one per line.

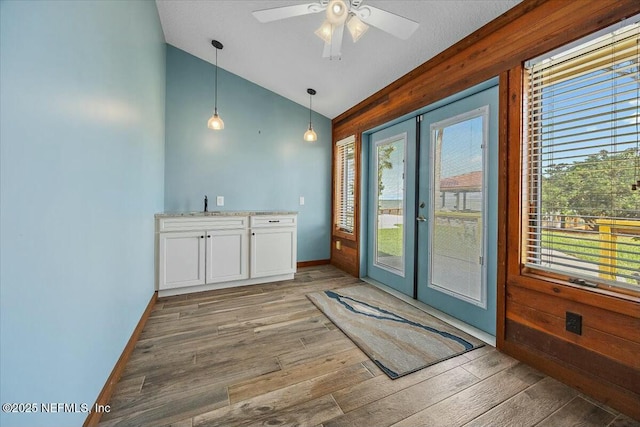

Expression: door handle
xmin=417 ymin=215 xmax=427 ymax=222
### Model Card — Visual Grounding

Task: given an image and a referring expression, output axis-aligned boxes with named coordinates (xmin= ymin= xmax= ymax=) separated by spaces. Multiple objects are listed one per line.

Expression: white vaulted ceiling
xmin=155 ymin=0 xmax=521 ymax=119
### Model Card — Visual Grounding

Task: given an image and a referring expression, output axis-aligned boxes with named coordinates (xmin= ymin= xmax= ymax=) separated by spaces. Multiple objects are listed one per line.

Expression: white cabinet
xmin=251 ymin=215 xmax=297 ymax=278
xmin=158 ymin=231 xmax=206 ymax=289
xmin=157 ymin=216 xmax=249 ymax=291
xmin=156 ymin=213 xmax=296 ymax=295
xmin=206 ymin=229 xmax=248 ymax=283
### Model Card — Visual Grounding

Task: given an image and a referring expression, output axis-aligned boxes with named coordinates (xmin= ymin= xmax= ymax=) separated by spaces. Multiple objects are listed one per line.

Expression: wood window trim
xmin=499 ymin=61 xmax=639 ymax=343
xmin=332 ymin=134 xmax=360 ymax=243
xmin=333 ymin=228 xmax=357 ymax=242
xmin=511 ymin=39 xmax=640 ymax=297
xmin=522 ymin=23 xmax=640 ymax=292
xmin=331 ymin=130 xmax=361 ymax=277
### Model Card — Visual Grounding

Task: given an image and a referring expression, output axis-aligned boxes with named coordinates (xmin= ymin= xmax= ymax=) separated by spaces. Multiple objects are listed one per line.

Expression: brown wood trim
xmin=83 ymin=291 xmax=157 ymax=427
xmin=297 ymin=259 xmax=331 ymax=268
xmin=330 ymin=132 xmax=361 ymax=277
xmin=506 ymin=300 xmax=640 ymax=369
xmin=333 ymin=0 xmax=640 ymax=138
xmin=506 ymin=320 xmax=640 ymax=404
xmin=505 ymin=64 xmax=524 ymax=282
xmin=506 ymin=284 xmax=640 ymax=343
xmin=507 ymin=275 xmax=640 ymax=317
xmin=496 ymin=70 xmax=510 ymax=348
xmin=332 ymin=0 xmax=547 ymax=128
xmin=333 ymin=229 xmax=357 ymax=242
xmin=330 ymin=128 xmax=338 ymax=255
xmin=518 ymin=268 xmax=640 ymax=300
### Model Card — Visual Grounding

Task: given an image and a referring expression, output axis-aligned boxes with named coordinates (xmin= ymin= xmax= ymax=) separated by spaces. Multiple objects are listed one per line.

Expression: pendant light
xmin=303 ymin=88 xmax=318 ymax=142
xmin=207 ymin=40 xmax=224 ymax=130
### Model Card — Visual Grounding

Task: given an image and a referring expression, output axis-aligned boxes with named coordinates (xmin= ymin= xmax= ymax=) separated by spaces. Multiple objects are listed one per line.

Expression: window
xmin=523 ymin=18 xmax=640 ymax=291
xmin=335 ymin=135 xmax=356 ymax=235
xmin=430 ymin=107 xmax=488 ymax=306
xmin=374 ymin=134 xmax=405 ymax=274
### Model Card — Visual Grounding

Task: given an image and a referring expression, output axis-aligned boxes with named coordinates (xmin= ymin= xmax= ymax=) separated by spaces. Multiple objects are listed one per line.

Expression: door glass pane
xmin=375 ymin=135 xmax=406 ymax=275
xmin=430 ymin=108 xmax=487 ymax=306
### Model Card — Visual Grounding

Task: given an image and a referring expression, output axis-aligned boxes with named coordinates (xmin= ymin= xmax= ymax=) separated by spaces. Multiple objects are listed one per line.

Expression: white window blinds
xmin=523 ymin=19 xmax=640 ymax=290
xmin=335 ymin=135 xmax=356 ymax=234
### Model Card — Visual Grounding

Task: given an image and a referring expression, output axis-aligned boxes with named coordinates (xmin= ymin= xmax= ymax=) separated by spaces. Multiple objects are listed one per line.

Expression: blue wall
xmin=0 ymin=1 xmax=165 ymax=426
xmin=164 ymin=45 xmax=332 ymax=262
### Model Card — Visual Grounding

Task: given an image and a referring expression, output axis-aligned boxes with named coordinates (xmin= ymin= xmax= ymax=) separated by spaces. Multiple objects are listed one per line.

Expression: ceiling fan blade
xmin=252 ymin=2 xmax=325 ymax=23
xmin=322 ymin=23 xmax=344 ymax=59
xmin=354 ymin=5 xmax=419 ymax=40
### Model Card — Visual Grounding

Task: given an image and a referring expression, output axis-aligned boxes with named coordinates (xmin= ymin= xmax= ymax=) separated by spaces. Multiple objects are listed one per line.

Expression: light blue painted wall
xmin=164 ymin=45 xmax=332 ymax=262
xmin=0 ymin=1 xmax=165 ymax=426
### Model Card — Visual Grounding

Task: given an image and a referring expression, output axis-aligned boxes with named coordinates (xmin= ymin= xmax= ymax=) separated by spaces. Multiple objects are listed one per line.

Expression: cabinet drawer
xmin=250 ymin=215 xmax=297 ymax=228
xmin=158 ymin=216 xmax=248 ymax=232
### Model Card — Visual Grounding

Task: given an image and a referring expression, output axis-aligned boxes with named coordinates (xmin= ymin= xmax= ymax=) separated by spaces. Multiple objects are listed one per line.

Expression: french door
xmin=365 ymin=84 xmax=498 ymax=335
xmin=417 ymin=86 xmax=498 ymax=335
xmin=366 ymin=119 xmax=416 ymax=297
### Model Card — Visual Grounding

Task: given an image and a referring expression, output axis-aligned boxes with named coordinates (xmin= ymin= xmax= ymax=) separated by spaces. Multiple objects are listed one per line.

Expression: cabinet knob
xmin=207 ymin=235 xmax=211 ymax=238
xmin=200 ymin=235 xmax=204 ymax=239
xmin=252 ymin=232 xmax=255 ymax=236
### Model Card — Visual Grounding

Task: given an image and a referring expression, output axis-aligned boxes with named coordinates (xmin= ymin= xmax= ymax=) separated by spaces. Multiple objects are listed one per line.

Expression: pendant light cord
xmin=309 ymin=92 xmax=312 ymax=127
xmin=215 ymin=48 xmax=218 ymax=112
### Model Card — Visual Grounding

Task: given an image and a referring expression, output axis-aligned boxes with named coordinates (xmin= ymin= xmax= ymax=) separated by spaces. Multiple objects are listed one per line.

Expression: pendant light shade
xmin=304 ymin=88 xmax=317 ymax=142
xmin=207 ymin=109 xmax=224 ymax=130
xmin=207 ymin=40 xmax=224 ymax=130
xmin=304 ymin=126 xmax=318 ymax=142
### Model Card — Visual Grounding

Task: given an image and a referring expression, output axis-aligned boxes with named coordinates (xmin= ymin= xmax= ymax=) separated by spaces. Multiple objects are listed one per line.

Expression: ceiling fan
xmin=252 ymin=0 xmax=419 ymax=59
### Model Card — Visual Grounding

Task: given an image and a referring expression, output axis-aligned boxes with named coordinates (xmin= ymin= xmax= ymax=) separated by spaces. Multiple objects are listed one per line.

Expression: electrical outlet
xmin=299 ymin=196 xmax=305 ymax=206
xmin=566 ymin=312 xmax=582 ymax=335
xmin=216 ymin=196 xmax=224 ymax=206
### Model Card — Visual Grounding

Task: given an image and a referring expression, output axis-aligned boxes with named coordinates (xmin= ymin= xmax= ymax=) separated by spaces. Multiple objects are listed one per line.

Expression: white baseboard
xmin=158 ymin=273 xmax=295 ymax=297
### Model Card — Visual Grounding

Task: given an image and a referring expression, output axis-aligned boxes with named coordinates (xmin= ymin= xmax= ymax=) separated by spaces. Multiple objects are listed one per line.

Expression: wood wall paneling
xmin=330 ymin=0 xmax=640 ymax=420
xmin=333 ymin=0 xmax=640 ymax=139
xmin=330 ymin=238 xmax=358 ymax=277
xmin=504 ymin=321 xmax=640 ymax=420
xmin=506 ymin=287 xmax=640 ymax=370
xmin=330 ymin=134 xmax=361 ymax=278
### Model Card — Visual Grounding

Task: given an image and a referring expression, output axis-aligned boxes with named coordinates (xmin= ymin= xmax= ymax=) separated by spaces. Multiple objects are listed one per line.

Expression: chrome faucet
xmin=204 ymin=195 xmax=208 ymax=212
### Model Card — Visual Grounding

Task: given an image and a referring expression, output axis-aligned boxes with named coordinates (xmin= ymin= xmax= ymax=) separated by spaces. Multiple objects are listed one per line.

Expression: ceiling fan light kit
xmin=315 ymin=20 xmax=333 ymax=44
xmin=346 ymin=14 xmax=368 ymax=42
xmin=207 ymin=39 xmax=224 ymax=130
xmin=252 ymin=0 xmax=419 ymax=59
xmin=327 ymin=0 xmax=348 ymax=25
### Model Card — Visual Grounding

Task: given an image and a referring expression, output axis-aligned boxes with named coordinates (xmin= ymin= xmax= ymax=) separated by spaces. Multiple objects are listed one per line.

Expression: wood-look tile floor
xmin=99 ymin=265 xmax=639 ymax=427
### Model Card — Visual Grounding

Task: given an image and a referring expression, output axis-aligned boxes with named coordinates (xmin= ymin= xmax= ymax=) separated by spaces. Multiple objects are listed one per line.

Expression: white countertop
xmin=155 ymin=211 xmax=297 ymax=218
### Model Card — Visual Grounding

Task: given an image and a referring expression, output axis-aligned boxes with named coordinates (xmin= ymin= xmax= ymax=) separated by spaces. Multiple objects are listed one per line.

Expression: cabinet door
xmin=206 ymin=229 xmax=249 ymax=283
xmin=158 ymin=231 xmax=206 ymax=290
xmin=251 ymin=228 xmax=297 ymax=278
